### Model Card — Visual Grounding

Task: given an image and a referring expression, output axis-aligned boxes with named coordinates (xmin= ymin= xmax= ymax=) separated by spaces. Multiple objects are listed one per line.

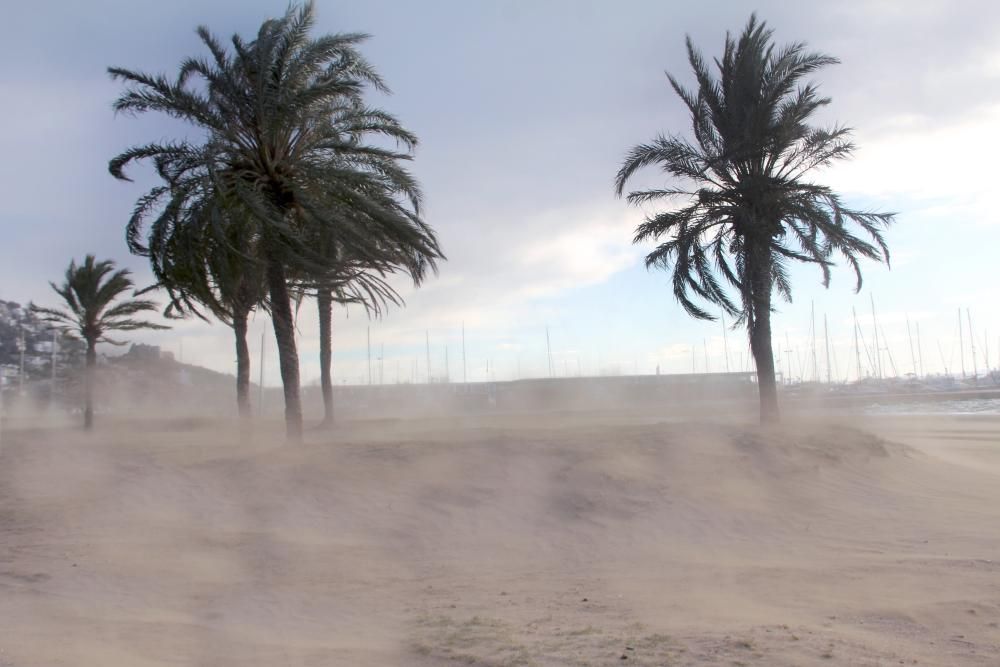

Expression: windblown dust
xmin=1 ymin=412 xmax=999 ymax=665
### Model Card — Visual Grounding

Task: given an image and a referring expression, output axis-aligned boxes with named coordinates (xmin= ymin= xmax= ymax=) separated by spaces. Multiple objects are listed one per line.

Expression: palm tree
xmin=146 ymin=213 xmax=267 ymax=419
xmin=615 ymin=15 xmax=894 ymax=423
xmin=314 ymin=280 xmax=393 ymax=426
xmin=30 ymin=256 xmax=167 ymax=429
xmin=307 ymin=216 xmax=437 ymax=426
xmin=109 ymin=2 xmax=443 ymax=440
xmin=310 ymin=259 xmax=408 ymax=427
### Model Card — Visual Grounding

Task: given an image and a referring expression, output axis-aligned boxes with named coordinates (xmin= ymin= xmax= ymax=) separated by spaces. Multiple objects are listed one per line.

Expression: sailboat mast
xmin=853 ymin=308 xmax=862 ymax=381
xmin=785 ymin=332 xmax=793 ymax=384
xmin=721 ymin=312 xmax=730 ymax=373
xmin=984 ymin=329 xmax=990 ymax=373
xmin=824 ymin=314 xmax=832 ymax=384
xmin=937 ymin=339 xmax=949 ymax=376
xmin=967 ymin=309 xmax=978 ymax=380
xmin=906 ymin=314 xmax=917 ymax=377
xmin=546 ymin=326 xmax=553 ymax=378
xmin=916 ymin=322 xmax=925 ymax=378
xmin=811 ymin=302 xmax=818 ymax=382
xmin=958 ymin=309 xmax=966 ymax=378
xmin=870 ymin=295 xmax=881 ymax=379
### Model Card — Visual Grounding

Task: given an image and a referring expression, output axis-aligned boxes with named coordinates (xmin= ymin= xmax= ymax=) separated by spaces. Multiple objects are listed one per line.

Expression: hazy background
xmin=2 ymin=0 xmax=998 ymax=386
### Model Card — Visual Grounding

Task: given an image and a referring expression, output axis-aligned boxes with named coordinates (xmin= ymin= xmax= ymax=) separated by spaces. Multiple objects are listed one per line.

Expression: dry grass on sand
xmin=1 ymin=411 xmax=999 ymax=665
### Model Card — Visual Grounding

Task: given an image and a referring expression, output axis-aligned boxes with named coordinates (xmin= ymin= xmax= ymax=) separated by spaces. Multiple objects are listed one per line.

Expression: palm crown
xmin=108 ymin=1 xmax=442 ymax=279
xmin=615 ymin=15 xmax=893 ymax=328
xmin=31 ymin=255 xmax=166 ymax=345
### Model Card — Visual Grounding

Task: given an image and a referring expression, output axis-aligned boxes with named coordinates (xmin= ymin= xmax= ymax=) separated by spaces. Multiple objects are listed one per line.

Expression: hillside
xmin=0 ymin=297 xmax=243 ymax=417
xmin=0 ymin=299 xmax=84 ymax=385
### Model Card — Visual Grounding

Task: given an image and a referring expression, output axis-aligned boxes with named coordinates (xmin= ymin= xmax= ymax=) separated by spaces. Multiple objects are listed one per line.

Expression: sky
xmin=2 ymin=0 xmax=998 ymax=387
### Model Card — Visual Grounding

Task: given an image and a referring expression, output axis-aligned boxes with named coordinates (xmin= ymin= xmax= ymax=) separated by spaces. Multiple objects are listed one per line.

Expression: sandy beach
xmin=1 ymin=411 xmax=999 ymax=665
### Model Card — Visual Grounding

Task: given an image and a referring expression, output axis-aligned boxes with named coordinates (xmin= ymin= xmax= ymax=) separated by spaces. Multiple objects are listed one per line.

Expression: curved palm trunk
xmin=84 ymin=339 xmax=96 ymax=430
xmin=748 ymin=252 xmax=780 ymax=423
xmin=266 ymin=257 xmax=303 ymax=442
xmin=317 ymin=290 xmax=334 ymax=428
xmin=233 ymin=309 xmax=251 ymax=419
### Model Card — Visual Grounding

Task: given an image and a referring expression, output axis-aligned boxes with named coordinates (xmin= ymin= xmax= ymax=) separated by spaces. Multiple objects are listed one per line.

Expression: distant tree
xmin=30 ymin=256 xmax=167 ymax=429
xmin=615 ymin=15 xmax=893 ymax=422
xmin=109 ymin=1 xmax=443 ymax=440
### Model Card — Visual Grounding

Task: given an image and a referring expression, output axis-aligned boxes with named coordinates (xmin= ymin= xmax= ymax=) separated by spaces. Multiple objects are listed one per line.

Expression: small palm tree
xmin=148 ymin=215 xmax=267 ymax=419
xmin=311 ymin=260 xmax=405 ymax=427
xmin=615 ymin=15 xmax=894 ymax=422
xmin=308 ymin=229 xmax=435 ymax=427
xmin=31 ymin=256 xmax=167 ymax=429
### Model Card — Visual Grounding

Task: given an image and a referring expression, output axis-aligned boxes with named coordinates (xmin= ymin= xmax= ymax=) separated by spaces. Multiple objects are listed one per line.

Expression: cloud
xmin=511 ymin=211 xmax=642 ymax=299
xmin=826 ymin=104 xmax=1000 ymax=224
xmin=150 ymin=199 xmax=643 ymax=384
xmin=5 ymin=0 xmax=1000 ymax=387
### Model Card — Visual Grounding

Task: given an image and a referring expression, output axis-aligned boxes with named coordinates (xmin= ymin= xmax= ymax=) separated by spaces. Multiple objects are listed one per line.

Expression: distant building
xmin=124 ymin=343 xmax=162 ymax=362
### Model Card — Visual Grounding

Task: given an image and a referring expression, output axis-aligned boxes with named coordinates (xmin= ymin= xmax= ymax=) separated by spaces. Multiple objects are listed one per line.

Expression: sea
xmin=863 ymin=397 xmax=1000 ymax=416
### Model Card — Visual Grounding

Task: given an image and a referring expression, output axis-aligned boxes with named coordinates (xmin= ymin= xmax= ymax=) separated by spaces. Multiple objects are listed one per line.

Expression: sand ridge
xmin=0 ymin=414 xmax=999 ymax=665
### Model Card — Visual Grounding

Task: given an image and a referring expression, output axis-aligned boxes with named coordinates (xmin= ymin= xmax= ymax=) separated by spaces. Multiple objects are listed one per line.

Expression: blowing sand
xmin=1 ymin=411 xmax=999 ymax=665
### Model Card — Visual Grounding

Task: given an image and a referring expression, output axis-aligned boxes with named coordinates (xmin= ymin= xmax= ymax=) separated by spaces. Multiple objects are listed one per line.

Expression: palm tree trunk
xmin=748 ymin=252 xmax=780 ymax=424
xmin=317 ymin=289 xmax=334 ymax=428
xmin=84 ymin=339 xmax=96 ymax=430
xmin=233 ymin=309 xmax=251 ymax=419
xmin=750 ymin=308 xmax=780 ymax=423
xmin=266 ymin=257 xmax=303 ymax=441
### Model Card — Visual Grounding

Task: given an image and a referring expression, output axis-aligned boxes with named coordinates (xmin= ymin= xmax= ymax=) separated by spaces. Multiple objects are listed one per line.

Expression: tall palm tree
xmin=30 ymin=256 xmax=167 ymax=429
xmin=109 ymin=2 xmax=443 ymax=440
xmin=615 ymin=15 xmax=893 ymax=423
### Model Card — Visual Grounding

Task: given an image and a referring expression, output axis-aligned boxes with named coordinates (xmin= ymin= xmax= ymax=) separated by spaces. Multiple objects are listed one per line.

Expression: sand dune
xmin=1 ymin=413 xmax=999 ymax=665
